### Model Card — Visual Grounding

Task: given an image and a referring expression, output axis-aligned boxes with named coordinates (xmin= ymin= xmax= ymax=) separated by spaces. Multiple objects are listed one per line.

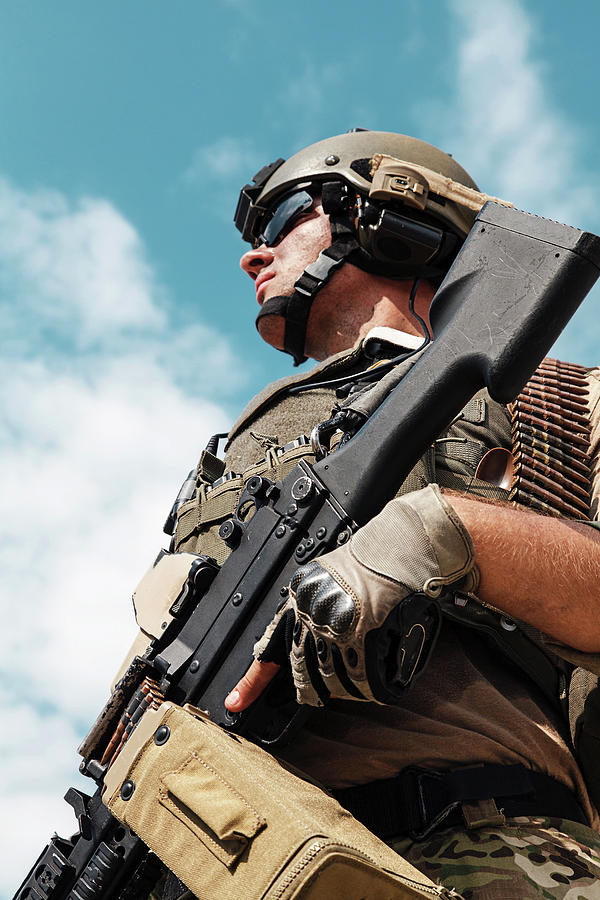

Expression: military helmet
xmin=235 ymin=129 xmax=481 ymax=365
xmin=236 ymin=130 xmax=480 ymax=253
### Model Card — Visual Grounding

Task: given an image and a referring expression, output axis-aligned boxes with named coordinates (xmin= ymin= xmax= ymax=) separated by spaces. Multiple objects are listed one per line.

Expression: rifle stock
xmin=318 ymin=202 xmax=600 ymax=523
xmin=14 ymin=203 xmax=600 ymax=900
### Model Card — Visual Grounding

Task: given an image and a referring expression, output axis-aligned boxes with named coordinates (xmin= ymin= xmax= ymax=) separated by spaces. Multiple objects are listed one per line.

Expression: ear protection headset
xmin=235 ymin=131 xmax=508 ymax=365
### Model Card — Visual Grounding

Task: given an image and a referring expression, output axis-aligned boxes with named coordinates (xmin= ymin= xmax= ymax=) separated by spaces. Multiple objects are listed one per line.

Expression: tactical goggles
xmin=255 ymin=189 xmax=314 ymax=248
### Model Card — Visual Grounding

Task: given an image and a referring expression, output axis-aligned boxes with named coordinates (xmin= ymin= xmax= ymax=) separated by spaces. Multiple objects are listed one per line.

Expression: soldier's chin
xmin=257 ymin=314 xmax=286 ymax=352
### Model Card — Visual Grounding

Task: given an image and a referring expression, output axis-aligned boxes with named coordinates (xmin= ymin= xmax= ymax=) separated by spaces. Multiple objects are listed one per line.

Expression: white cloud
xmin=182 ymin=135 xmax=266 ymax=225
xmin=219 ymin=0 xmax=252 ymax=16
xmin=0 ymin=178 xmax=236 ymax=897
xmin=444 ymin=0 xmax=594 ymax=225
xmin=279 ymin=62 xmax=344 ymax=146
xmin=0 ymin=181 xmax=165 ymax=344
xmin=183 ymin=135 xmax=260 ymax=183
xmin=442 ymin=0 xmax=600 ymax=365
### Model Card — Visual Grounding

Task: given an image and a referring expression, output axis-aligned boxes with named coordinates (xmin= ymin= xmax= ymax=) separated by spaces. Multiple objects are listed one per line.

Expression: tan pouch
xmin=104 ymin=702 xmax=457 ymax=899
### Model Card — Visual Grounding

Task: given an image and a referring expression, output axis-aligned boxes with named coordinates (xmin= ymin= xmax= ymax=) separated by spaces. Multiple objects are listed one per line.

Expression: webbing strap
xmin=255 ymin=232 xmax=359 ymax=366
xmin=283 ymin=241 xmax=351 ymax=365
xmin=334 ymin=763 xmax=588 ymax=841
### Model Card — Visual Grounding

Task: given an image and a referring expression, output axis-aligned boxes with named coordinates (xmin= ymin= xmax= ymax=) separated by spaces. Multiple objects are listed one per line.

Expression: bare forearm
xmin=446 ymin=493 xmax=600 ymax=652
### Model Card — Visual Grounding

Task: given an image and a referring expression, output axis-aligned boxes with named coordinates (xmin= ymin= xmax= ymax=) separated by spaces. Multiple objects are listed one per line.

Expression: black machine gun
xmin=14 ymin=204 xmax=600 ymax=900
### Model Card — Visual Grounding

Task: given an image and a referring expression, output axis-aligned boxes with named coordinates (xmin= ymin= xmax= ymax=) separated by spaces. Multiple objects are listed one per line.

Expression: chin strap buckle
xmin=293 ymin=246 xmax=347 ymax=297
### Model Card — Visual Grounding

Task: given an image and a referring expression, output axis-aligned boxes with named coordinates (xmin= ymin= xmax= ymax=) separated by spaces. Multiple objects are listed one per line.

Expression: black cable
xmin=407 ymin=277 xmax=430 ymax=345
xmin=288 ymin=278 xmax=430 ymax=396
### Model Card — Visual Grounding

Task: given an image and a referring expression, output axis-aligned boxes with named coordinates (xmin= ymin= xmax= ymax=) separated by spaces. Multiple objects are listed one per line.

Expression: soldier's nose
xmin=240 ymin=245 xmax=275 ymax=280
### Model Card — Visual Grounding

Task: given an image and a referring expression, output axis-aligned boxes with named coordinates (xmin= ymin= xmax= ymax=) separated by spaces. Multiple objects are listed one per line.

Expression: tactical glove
xmin=254 ymin=484 xmax=479 ymax=706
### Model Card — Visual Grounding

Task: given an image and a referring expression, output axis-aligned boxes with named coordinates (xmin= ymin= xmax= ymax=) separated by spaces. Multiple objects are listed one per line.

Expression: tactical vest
xmin=170 ymin=347 xmax=600 ymax=811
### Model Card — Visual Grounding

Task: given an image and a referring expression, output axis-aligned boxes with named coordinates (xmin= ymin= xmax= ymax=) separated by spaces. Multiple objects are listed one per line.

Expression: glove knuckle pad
xmin=290 ymin=561 xmax=317 ymax=593
xmin=295 ymin=562 xmax=355 ymax=635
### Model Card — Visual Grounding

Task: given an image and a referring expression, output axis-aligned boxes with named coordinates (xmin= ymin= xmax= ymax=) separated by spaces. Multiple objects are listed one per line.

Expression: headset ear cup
xmin=361 ymin=210 xmax=442 ymax=265
xmin=356 ymin=210 xmax=461 ymax=279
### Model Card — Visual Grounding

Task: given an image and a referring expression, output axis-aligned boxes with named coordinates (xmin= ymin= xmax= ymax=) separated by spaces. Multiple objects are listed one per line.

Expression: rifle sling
xmin=333 ymin=763 xmax=588 ymax=841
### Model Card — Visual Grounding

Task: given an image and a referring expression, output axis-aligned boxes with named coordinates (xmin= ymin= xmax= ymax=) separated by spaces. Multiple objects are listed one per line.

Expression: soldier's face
xmin=240 ymin=201 xmax=433 ymax=361
xmin=240 ymin=200 xmax=330 ymax=304
xmin=239 ymin=200 xmax=346 ymax=357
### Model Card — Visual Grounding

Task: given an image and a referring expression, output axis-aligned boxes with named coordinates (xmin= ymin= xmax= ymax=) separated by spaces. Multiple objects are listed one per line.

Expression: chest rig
xmin=170 ymin=343 xmax=514 ymax=563
xmin=168 ymin=347 xmax=600 ymax=808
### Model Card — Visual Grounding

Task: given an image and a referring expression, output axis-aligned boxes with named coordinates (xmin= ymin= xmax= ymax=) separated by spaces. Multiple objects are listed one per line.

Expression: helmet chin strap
xmin=255 ymin=229 xmax=359 ymax=366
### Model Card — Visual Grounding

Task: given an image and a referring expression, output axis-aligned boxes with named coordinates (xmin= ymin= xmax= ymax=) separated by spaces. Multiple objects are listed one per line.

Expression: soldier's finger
xmin=224 ymin=659 xmax=280 ymax=711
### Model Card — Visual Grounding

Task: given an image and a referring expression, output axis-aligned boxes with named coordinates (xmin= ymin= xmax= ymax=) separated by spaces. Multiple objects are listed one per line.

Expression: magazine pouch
xmin=103 ymin=702 xmax=457 ymax=899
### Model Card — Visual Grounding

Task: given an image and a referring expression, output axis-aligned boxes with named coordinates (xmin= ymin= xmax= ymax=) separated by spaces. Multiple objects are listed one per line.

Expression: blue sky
xmin=3 ymin=1 xmax=600 ymax=895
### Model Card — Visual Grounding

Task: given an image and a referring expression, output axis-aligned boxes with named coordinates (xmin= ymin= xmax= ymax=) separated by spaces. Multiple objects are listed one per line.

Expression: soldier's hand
xmin=227 ymin=484 xmax=479 ymax=709
xmin=225 ymin=659 xmax=281 ymax=712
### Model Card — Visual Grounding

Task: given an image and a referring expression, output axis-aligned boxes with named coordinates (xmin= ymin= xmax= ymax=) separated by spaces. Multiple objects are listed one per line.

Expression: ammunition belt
xmin=508 ymin=358 xmax=592 ymax=519
xmin=101 ymin=676 xmax=165 ymax=769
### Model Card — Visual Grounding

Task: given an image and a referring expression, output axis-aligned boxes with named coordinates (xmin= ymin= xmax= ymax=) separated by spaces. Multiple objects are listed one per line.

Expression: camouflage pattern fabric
xmin=390 ymin=817 xmax=600 ymax=898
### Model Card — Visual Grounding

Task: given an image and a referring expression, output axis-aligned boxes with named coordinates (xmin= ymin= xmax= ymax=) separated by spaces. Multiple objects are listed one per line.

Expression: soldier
xmin=172 ymin=130 xmax=600 ymax=897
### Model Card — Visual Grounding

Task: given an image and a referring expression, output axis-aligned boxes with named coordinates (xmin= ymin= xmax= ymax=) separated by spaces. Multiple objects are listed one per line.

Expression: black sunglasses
xmin=256 ymin=189 xmax=314 ymax=247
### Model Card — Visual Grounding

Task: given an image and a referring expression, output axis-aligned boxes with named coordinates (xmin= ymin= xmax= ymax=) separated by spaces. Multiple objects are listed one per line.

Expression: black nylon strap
xmin=255 ymin=294 xmax=289 ymax=322
xmin=255 ymin=232 xmax=359 ymax=366
xmin=283 ymin=241 xmax=354 ymax=365
xmin=162 ymin=873 xmax=190 ymax=900
xmin=334 ymin=763 xmax=588 ymax=840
